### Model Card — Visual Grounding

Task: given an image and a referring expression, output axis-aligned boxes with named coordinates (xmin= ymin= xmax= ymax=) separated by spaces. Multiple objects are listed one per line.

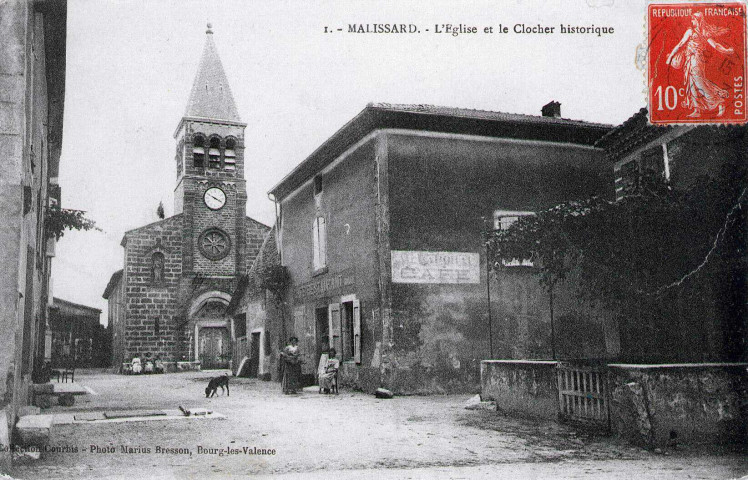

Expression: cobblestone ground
xmin=9 ymin=370 xmax=748 ymax=479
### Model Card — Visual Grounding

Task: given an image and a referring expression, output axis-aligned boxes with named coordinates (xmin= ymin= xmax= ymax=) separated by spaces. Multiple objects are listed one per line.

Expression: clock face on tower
xmin=203 ymin=187 xmax=226 ymax=210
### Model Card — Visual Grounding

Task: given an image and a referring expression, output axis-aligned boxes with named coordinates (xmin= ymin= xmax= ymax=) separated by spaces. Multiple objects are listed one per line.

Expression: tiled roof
xmin=51 ymin=297 xmax=102 ymax=316
xmin=269 ymin=102 xmax=613 ymax=199
xmin=183 ymin=28 xmax=241 ymax=122
xmin=369 ymin=103 xmax=611 ymax=129
xmin=103 ymin=269 xmax=123 ymax=299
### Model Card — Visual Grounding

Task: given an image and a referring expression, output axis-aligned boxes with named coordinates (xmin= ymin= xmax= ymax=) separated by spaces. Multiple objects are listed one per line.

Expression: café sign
xmin=391 ymin=250 xmax=480 ymax=284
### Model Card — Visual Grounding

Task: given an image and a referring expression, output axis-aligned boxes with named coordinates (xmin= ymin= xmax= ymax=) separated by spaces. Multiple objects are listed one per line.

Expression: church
xmin=104 ymin=25 xmax=269 ymax=371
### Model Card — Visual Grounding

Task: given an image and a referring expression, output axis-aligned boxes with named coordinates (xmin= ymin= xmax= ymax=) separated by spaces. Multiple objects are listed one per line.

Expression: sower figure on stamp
xmin=666 ymin=11 xmax=735 ymax=118
xmin=280 ymin=336 xmax=302 ymax=394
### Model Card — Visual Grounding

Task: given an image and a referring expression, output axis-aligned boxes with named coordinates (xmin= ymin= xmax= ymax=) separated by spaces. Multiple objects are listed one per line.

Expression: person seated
xmin=131 ymin=356 xmax=142 ymax=374
xmin=143 ymin=353 xmax=154 ymax=374
xmin=154 ymin=356 xmax=164 ymax=374
xmin=318 ymin=348 xmax=339 ymax=394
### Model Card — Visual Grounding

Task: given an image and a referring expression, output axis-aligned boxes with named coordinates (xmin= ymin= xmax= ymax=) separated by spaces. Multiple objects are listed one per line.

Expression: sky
xmin=55 ymin=0 xmax=649 ymax=324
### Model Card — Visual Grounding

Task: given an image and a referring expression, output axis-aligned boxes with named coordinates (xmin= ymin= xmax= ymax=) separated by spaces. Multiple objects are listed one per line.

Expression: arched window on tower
xmin=224 ymin=138 xmax=236 ymax=172
xmin=193 ymin=135 xmax=205 ymax=168
xmin=151 ymin=252 xmax=165 ymax=286
xmin=208 ymin=137 xmax=221 ymax=169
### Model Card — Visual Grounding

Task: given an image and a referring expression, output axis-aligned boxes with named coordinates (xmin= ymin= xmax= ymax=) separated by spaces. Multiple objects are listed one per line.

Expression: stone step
xmin=15 ymin=414 xmax=53 ymax=447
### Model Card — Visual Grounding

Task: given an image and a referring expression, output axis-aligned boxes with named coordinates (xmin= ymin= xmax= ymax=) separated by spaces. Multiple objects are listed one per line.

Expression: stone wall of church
xmin=122 ymin=215 xmax=184 ymax=362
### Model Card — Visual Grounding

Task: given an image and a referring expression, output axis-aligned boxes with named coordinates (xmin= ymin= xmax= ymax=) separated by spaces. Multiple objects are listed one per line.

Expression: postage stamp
xmin=648 ymin=2 xmax=747 ymax=125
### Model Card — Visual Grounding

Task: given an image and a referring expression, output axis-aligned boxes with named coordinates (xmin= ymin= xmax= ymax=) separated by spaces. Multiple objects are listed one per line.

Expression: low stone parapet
xmin=608 ymin=363 xmax=748 ymax=446
xmin=480 ymin=360 xmax=559 ymax=420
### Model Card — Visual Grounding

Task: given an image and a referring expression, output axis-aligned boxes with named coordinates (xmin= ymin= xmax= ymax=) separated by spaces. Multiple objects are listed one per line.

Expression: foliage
xmin=256 ymin=263 xmax=289 ymax=298
xmin=45 ymin=206 xmax=101 ymax=240
xmin=486 ymin=164 xmax=747 ymax=312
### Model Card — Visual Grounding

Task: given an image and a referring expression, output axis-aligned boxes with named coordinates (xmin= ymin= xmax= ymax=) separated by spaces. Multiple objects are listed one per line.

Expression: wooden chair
xmin=61 ymin=360 xmax=75 ymax=383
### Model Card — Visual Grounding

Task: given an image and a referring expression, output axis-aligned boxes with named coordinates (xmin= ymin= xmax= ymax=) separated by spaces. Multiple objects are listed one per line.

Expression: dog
xmin=205 ymin=375 xmax=230 ymax=398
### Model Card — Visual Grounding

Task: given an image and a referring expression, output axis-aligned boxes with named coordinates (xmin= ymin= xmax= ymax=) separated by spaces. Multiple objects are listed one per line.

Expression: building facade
xmin=596 ymin=109 xmax=747 ymax=363
xmin=0 ymin=0 xmax=67 ymax=467
xmin=105 ymin=26 xmax=268 ymax=371
xmin=48 ymin=298 xmax=106 ymax=368
xmin=269 ymin=103 xmax=613 ymax=393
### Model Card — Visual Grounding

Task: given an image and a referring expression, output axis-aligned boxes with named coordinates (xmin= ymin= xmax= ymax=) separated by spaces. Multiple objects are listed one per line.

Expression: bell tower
xmin=173 ymin=24 xmax=248 ymax=277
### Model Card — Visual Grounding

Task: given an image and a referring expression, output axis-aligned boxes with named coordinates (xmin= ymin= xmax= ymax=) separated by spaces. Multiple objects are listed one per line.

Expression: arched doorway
xmin=189 ymin=292 xmax=231 ymax=370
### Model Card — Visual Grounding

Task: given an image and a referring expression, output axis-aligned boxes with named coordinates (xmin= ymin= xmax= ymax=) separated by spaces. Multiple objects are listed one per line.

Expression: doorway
xmin=315 ymin=307 xmax=329 ymax=364
xmin=199 ymin=327 xmax=229 ymax=369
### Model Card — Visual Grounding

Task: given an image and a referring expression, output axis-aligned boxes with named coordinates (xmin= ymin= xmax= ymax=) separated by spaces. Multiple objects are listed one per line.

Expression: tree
xmin=487 ymin=164 xmax=746 ymax=315
xmin=45 ymin=206 xmax=101 ymax=241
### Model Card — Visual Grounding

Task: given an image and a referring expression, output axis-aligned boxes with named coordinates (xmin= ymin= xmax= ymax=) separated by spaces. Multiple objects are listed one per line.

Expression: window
xmin=493 ymin=210 xmax=534 ymax=267
xmin=614 ymin=160 xmax=639 ymax=201
xmin=641 ymin=145 xmax=666 ymax=176
xmin=209 ymin=137 xmax=221 ymax=169
xmin=312 ymin=216 xmax=327 ymax=271
xmin=154 ymin=317 xmax=160 ymax=336
xmin=151 ymin=252 xmax=165 ymax=285
xmin=224 ymin=138 xmax=236 ymax=172
xmin=193 ymin=135 xmax=205 ymax=168
xmin=330 ymin=300 xmax=361 ymax=363
xmin=342 ymin=302 xmax=354 ymax=360
xmin=314 ymin=175 xmax=323 ymax=195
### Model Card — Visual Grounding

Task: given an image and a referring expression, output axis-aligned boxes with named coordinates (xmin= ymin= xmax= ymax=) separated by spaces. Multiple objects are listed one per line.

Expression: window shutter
xmin=318 ymin=217 xmax=327 ymax=267
xmin=312 ymin=218 xmax=320 ymax=268
xmin=353 ymin=300 xmax=361 ymax=364
xmin=328 ymin=303 xmax=341 ymax=358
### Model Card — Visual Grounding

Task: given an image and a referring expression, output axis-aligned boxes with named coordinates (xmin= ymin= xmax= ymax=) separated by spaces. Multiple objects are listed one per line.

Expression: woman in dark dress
xmin=280 ymin=336 xmax=301 ymax=394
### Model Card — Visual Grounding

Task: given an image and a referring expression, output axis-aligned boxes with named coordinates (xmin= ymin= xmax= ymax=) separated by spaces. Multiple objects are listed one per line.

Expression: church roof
xmin=183 ymin=25 xmax=241 ymax=123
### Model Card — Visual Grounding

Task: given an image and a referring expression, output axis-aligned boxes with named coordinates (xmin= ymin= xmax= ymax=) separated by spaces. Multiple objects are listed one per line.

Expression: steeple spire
xmin=183 ymin=24 xmax=241 ymax=122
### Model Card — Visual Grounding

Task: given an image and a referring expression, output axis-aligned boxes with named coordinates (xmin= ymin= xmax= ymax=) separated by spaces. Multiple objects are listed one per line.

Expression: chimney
xmin=541 ymin=101 xmax=561 ymax=118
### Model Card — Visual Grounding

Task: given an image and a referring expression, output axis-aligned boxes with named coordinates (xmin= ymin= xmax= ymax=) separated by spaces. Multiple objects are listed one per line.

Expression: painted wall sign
xmin=391 ymin=250 xmax=480 ymax=284
xmin=294 ymin=268 xmax=356 ymax=301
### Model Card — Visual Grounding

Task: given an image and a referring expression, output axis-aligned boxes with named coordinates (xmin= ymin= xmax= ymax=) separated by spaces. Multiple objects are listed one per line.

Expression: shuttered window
xmin=313 ymin=216 xmax=327 ymax=270
xmin=328 ymin=303 xmax=341 ymax=358
xmin=353 ymin=300 xmax=361 ymax=364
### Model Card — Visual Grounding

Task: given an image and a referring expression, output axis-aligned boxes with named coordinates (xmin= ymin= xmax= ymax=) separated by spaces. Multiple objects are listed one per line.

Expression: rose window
xmin=198 ymin=228 xmax=231 ymax=260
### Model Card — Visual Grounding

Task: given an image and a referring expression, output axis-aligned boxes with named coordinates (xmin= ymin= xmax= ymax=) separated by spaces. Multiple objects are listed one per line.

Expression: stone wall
xmin=386 ymin=132 xmax=608 ymax=393
xmin=279 ymin=136 xmax=383 ymax=391
xmin=122 ymin=215 xmax=184 ymax=361
xmin=481 ymin=360 xmax=559 ymax=419
xmin=608 ymin=363 xmax=748 ymax=447
xmin=480 ymin=360 xmax=748 ymax=447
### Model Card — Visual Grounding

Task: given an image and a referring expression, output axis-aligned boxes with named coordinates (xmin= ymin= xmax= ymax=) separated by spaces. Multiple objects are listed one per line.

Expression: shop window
xmin=312 ymin=216 xmax=327 ymax=271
